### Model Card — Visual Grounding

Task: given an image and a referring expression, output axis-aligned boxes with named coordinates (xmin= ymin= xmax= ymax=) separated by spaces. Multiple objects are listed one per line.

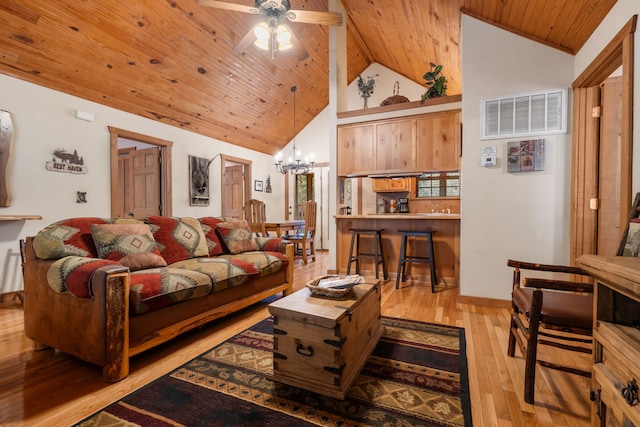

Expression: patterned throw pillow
xmin=216 ymin=220 xmax=259 ymax=254
xmin=33 ymin=217 xmax=109 ymax=259
xmin=145 ymin=216 xmax=209 ymax=264
xmin=91 ymin=223 xmax=166 ymax=271
xmin=32 ymin=217 xmax=144 ymax=260
xmin=198 ymin=216 xmax=226 ymax=256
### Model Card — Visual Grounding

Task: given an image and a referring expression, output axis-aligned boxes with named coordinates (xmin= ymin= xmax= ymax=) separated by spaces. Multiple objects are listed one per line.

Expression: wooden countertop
xmin=335 ymin=213 xmax=460 ymax=220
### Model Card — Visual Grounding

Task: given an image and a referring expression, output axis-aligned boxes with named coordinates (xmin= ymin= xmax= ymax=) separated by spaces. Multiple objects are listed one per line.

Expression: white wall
xmin=460 ymin=15 xmax=574 ymax=300
xmin=0 ymin=74 xmax=283 ymax=294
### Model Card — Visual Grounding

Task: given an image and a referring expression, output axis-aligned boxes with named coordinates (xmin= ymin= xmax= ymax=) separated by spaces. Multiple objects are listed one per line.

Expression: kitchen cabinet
xmin=337 ymin=109 xmax=460 ymax=177
xmin=375 ymin=119 xmax=414 ymax=170
xmin=577 ymin=255 xmax=640 ymax=426
xmin=337 ymin=123 xmax=375 ymax=177
xmin=415 ymin=111 xmax=461 ymax=171
xmin=372 ymin=178 xmax=413 ymax=193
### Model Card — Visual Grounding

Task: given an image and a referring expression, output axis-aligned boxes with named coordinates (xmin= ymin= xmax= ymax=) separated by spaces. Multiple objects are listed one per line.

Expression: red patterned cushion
xmin=144 ymin=216 xmax=209 ymax=264
xmin=128 ymin=268 xmax=212 ymax=315
xmin=170 ymin=257 xmax=258 ymax=293
xmin=47 ymin=256 xmax=120 ymax=298
xmin=198 ymin=217 xmax=226 ymax=256
xmin=33 ymin=218 xmax=143 ymax=260
xmin=219 ymin=251 xmax=288 ymax=278
xmin=254 ymin=236 xmax=287 ymax=252
xmin=216 ymin=220 xmax=259 ymax=254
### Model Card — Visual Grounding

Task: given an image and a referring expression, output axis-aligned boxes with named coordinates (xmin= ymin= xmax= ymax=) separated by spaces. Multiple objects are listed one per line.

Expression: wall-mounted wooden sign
xmin=46 ymin=148 xmax=88 ymax=174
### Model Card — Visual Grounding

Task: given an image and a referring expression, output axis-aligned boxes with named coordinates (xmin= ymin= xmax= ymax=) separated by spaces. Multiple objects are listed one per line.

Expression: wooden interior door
xmin=128 ymin=147 xmax=161 ymax=218
xmin=117 ymin=155 xmax=131 ymax=218
xmin=223 ymin=164 xmax=244 ymax=218
xmin=597 ymin=76 xmax=623 ymax=255
xmin=570 ymin=17 xmax=635 ymax=263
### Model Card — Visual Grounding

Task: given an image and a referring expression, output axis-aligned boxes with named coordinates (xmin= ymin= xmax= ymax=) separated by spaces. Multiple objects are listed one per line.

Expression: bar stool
xmin=396 ymin=230 xmax=437 ymax=292
xmin=346 ymin=228 xmax=388 ymax=280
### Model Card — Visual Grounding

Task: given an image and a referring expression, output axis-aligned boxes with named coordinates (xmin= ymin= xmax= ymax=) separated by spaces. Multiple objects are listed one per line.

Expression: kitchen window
xmin=417 ymin=171 xmax=460 ymax=197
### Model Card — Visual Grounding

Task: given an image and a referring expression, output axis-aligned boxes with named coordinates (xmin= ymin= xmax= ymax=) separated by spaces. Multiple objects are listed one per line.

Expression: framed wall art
xmin=254 ymin=180 xmax=263 ymax=192
xmin=507 ymin=139 xmax=545 ymax=173
xmin=189 ymin=155 xmax=211 ymax=206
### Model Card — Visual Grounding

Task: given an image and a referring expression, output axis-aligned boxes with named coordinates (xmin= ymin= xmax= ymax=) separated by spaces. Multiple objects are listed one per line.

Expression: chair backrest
xmin=246 ymin=199 xmax=266 ymax=236
xmin=302 ymin=200 xmax=317 ymax=238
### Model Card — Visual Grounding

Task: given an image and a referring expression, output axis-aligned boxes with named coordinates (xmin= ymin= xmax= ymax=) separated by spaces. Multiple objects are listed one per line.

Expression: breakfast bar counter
xmin=336 ymin=213 xmax=461 ymax=220
xmin=334 ymin=214 xmax=460 ymax=286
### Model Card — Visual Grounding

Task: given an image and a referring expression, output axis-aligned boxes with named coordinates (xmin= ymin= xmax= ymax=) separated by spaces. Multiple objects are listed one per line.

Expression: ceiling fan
xmin=198 ymin=0 xmax=343 ymax=59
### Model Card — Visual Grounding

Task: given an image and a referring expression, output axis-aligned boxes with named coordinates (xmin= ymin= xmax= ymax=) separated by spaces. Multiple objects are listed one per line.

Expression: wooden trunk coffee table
xmin=267 ymin=278 xmax=382 ymax=399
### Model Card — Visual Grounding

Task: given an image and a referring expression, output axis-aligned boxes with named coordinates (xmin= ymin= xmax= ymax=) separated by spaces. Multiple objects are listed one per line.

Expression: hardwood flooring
xmin=0 ymin=251 xmax=592 ymax=426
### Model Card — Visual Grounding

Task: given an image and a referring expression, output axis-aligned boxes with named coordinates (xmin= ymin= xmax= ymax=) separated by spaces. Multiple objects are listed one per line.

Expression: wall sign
xmin=46 ymin=148 xmax=88 ymax=174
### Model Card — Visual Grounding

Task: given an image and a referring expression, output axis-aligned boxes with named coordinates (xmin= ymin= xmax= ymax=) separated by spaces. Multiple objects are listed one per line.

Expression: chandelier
xmin=274 ymin=86 xmax=314 ymax=175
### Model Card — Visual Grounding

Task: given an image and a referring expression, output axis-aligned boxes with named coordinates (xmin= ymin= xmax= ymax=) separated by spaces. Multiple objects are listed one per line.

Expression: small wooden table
xmin=264 ymin=219 xmax=305 ymax=237
xmin=268 ymin=278 xmax=382 ymax=399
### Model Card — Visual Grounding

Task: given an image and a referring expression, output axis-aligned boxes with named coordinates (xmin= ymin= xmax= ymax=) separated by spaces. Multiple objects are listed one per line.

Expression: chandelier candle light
xmin=274 ymin=86 xmax=314 ymax=174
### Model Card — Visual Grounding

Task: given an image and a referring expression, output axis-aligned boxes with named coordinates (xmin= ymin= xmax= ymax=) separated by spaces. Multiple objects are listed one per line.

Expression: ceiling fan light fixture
xmin=254 ymin=38 xmax=270 ymax=50
xmin=276 ymin=24 xmax=291 ymax=41
xmin=254 ymin=22 xmax=270 ymax=40
xmin=276 ymin=24 xmax=292 ymax=50
xmin=277 ymin=40 xmax=293 ymax=51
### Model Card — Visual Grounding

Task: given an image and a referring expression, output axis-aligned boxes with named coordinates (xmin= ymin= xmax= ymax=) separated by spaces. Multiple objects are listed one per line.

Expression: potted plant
xmin=357 ymin=74 xmax=378 ymax=108
xmin=421 ymin=63 xmax=448 ymax=102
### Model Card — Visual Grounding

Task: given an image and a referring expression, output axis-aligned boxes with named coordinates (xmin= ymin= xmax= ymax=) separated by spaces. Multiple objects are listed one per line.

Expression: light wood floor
xmin=0 ymin=251 xmax=592 ymax=426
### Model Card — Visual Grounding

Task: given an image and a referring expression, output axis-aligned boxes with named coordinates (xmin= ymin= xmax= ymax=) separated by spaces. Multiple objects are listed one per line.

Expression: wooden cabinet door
xmin=372 ymin=178 xmax=412 ymax=192
xmin=376 ymin=119 xmax=414 ymax=170
xmin=415 ymin=110 xmax=461 ymax=171
xmin=337 ymin=124 xmax=375 ymax=176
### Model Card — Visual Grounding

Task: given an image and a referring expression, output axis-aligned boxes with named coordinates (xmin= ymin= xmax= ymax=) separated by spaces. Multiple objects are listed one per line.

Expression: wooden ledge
xmin=0 ymin=215 xmax=42 ymax=221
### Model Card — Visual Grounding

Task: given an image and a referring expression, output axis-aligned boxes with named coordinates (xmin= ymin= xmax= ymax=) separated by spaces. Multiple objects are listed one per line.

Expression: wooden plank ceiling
xmin=0 ymin=0 xmax=616 ymax=155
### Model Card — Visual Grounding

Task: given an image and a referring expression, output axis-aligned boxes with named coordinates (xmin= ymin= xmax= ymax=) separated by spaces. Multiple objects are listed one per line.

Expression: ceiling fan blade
xmin=198 ymin=0 xmax=260 ymax=15
xmin=286 ymin=9 xmax=342 ymax=26
xmin=288 ymin=28 xmax=309 ymax=61
xmin=232 ymin=26 xmax=258 ymax=55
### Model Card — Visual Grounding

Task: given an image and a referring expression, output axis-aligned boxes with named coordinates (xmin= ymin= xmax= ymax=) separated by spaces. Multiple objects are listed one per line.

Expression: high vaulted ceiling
xmin=0 ymin=0 xmax=616 ymax=154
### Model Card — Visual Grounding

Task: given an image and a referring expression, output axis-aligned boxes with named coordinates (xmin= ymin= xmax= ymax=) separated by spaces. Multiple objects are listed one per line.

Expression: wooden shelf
xmin=337 ymin=94 xmax=462 ymax=119
xmin=0 ymin=215 xmax=42 ymax=221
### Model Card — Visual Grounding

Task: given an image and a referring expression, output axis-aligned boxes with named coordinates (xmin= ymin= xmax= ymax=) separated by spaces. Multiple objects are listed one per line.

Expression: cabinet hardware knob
xmin=621 ymin=379 xmax=639 ymax=406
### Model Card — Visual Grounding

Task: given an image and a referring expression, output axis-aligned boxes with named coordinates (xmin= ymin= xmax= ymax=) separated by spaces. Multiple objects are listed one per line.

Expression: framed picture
xmin=189 ymin=155 xmax=210 ymax=206
xmin=507 ymin=139 xmax=545 ymax=173
xmin=254 ymin=180 xmax=263 ymax=192
xmin=621 ymin=220 xmax=640 ymax=256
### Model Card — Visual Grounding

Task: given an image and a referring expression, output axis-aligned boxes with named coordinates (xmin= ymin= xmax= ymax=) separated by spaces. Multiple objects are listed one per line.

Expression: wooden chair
xmin=506 ymin=260 xmax=593 ymax=404
xmin=288 ymin=200 xmax=316 ymax=264
xmin=508 ymin=192 xmax=640 ymax=404
xmin=245 ymin=199 xmax=267 ymax=237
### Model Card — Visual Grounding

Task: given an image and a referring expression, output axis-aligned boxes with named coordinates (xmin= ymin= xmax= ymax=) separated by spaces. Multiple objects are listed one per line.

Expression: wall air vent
xmin=481 ymin=88 xmax=567 ymax=140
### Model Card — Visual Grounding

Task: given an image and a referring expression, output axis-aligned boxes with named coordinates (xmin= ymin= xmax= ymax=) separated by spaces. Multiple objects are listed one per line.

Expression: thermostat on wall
xmin=481 ymin=146 xmax=497 ymax=167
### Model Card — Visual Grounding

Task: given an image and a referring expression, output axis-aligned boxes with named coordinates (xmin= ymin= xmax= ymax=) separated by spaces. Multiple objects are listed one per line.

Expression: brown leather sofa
xmin=21 ymin=216 xmax=293 ymax=382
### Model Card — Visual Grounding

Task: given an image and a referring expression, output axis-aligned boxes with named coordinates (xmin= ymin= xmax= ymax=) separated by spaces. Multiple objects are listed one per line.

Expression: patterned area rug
xmin=76 ymin=317 xmax=472 ymax=426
